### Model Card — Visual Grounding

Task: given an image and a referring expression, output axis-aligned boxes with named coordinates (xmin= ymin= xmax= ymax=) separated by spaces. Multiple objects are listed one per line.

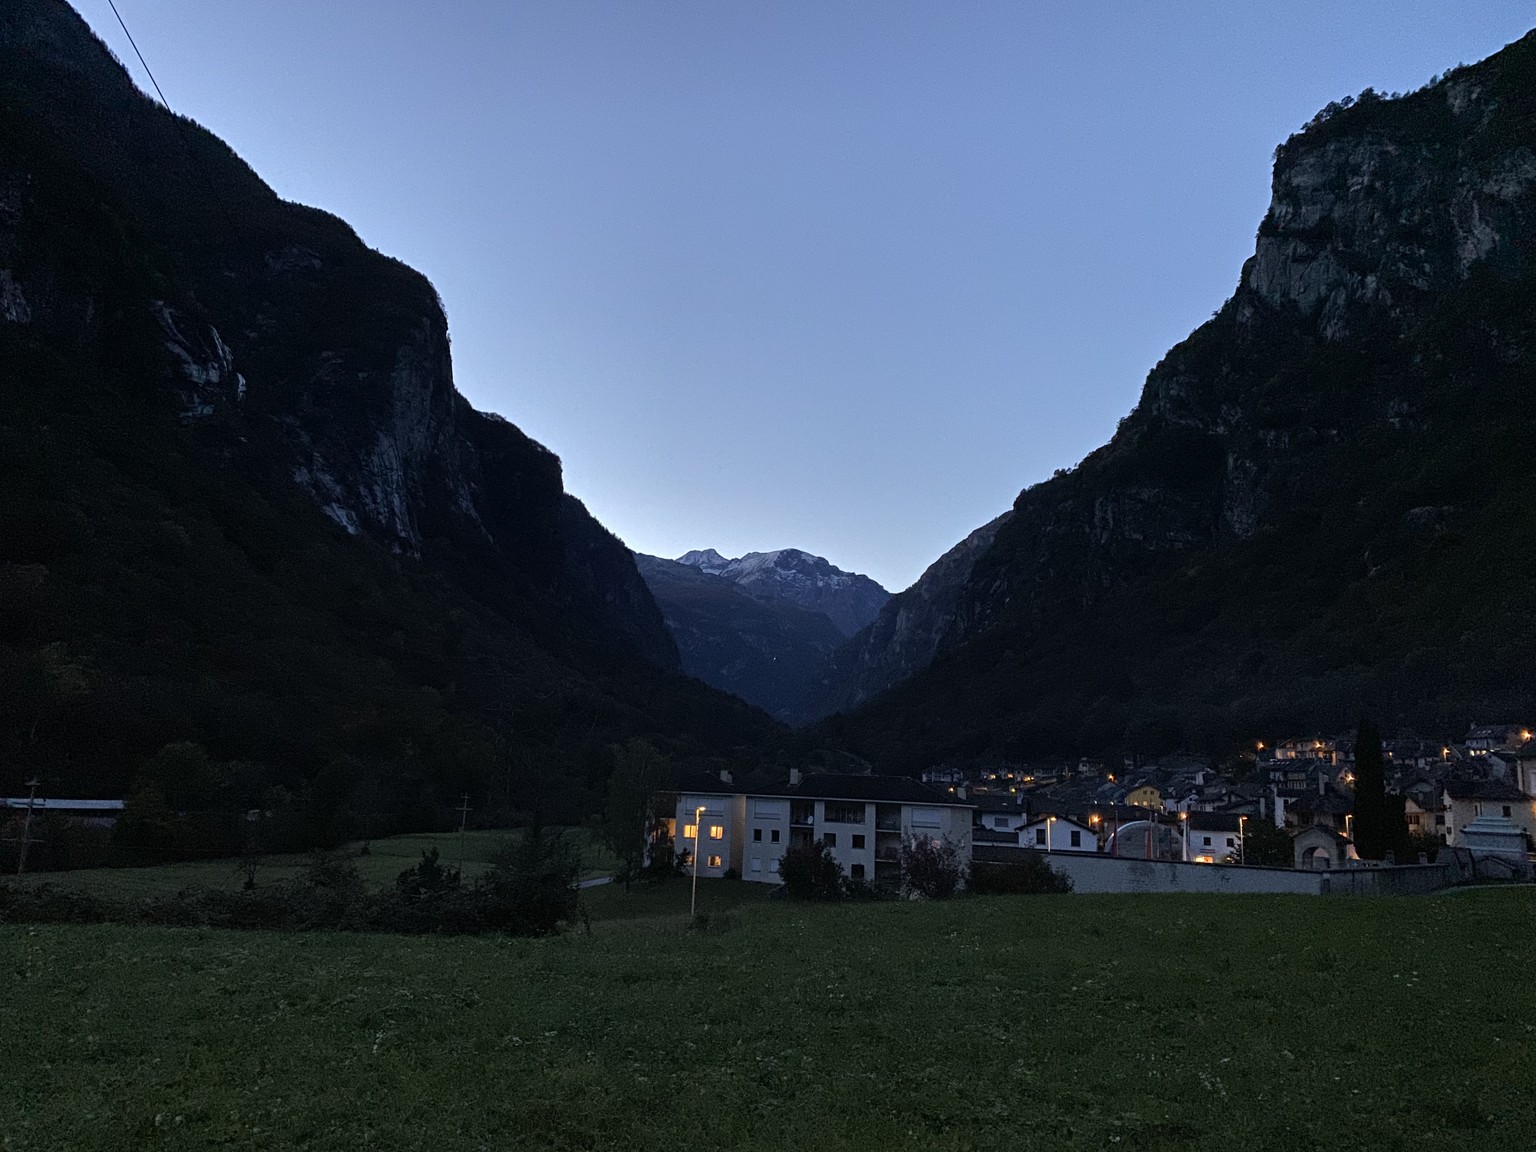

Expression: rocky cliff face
xmin=0 ymin=0 xmax=676 ymax=671
xmin=822 ymin=31 xmax=1536 ymax=766
xmin=673 ymin=548 xmax=889 ymax=637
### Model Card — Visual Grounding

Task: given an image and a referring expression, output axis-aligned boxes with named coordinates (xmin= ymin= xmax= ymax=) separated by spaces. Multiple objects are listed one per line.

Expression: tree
xmin=1241 ymin=819 xmax=1294 ymax=868
xmin=777 ymin=841 xmax=845 ymax=900
xmin=593 ymin=739 xmax=675 ymax=889
xmin=1353 ymin=718 xmax=1388 ymax=860
xmin=899 ymin=835 xmax=967 ymax=899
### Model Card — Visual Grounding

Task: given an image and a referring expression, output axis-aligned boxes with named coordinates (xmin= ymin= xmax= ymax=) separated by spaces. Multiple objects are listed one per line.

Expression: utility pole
xmin=457 ymin=793 xmax=471 ymax=874
xmin=15 ymin=778 xmax=39 ymax=876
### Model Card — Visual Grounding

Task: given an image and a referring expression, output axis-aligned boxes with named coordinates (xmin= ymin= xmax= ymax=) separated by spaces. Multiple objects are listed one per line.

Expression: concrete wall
xmin=1041 ymin=853 xmax=1455 ymax=896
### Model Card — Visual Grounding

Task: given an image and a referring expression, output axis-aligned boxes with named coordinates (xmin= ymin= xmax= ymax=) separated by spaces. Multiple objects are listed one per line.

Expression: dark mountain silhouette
xmin=819 ymin=32 xmax=1536 ymax=769
xmin=0 ymin=0 xmax=778 ymax=819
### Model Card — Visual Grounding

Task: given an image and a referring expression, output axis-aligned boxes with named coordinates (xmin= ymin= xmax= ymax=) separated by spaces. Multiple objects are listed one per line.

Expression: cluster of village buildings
xmin=671 ymin=723 xmax=1536 ymax=888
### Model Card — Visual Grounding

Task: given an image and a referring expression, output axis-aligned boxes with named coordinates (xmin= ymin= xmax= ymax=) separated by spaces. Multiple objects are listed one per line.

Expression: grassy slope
xmin=11 ymin=829 xmax=621 ymax=896
xmin=4 ymin=889 xmax=1534 ymax=1151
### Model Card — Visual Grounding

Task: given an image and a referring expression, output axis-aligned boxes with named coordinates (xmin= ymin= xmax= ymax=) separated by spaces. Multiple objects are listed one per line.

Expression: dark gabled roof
xmin=970 ymin=793 xmax=1027 ymax=813
xmin=1290 ymin=824 xmax=1349 ymax=844
xmin=1444 ymin=778 xmax=1527 ymax=802
xmin=673 ymin=772 xmax=749 ymax=796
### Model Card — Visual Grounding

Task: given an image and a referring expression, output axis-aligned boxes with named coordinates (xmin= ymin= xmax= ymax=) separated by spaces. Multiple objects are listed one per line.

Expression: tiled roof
xmin=1444 ymin=778 xmax=1527 ymax=802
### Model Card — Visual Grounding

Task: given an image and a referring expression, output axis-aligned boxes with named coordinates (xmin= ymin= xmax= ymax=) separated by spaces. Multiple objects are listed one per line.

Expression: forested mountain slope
xmin=0 ymin=0 xmax=778 ymax=824
xmin=820 ymin=32 xmax=1536 ymax=770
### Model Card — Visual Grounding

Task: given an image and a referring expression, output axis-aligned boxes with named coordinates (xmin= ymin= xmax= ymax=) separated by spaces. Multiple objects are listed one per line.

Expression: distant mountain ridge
xmin=636 ymin=548 xmax=889 ymax=722
xmin=672 ymin=548 xmax=889 ymax=637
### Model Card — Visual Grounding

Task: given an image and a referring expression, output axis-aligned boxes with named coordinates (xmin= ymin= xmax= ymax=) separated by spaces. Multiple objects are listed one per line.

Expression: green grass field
xmin=11 ymin=827 xmax=620 ymax=899
xmin=4 ymin=886 xmax=1534 ymax=1151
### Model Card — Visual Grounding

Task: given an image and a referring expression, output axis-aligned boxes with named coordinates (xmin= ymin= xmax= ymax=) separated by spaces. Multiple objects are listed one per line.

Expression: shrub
xmin=970 ymin=853 xmax=1073 ymax=895
xmin=777 ymin=841 xmax=845 ymax=900
xmin=899 ymin=835 xmax=968 ymax=900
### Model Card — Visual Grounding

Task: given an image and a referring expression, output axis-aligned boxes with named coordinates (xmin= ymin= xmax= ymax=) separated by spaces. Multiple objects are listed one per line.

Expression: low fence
xmin=972 ymin=846 xmax=1456 ymax=896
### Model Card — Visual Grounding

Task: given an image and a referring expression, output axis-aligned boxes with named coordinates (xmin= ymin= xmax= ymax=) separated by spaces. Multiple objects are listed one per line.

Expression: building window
xmin=1035 ymin=828 xmax=1046 ymax=845
xmin=823 ymin=832 xmax=837 ymax=848
xmin=850 ymin=863 xmax=865 ymax=880
xmin=751 ymin=858 xmax=762 ymax=873
xmin=852 ymin=834 xmax=865 ymax=850
xmin=993 ymin=816 xmax=1009 ymax=828
xmin=1069 ymin=830 xmax=1081 ymax=847
xmin=1435 ymin=814 xmax=1445 ymax=826
xmin=1225 ymin=838 xmax=1235 ymax=848
xmin=1203 ymin=836 xmax=1212 ymax=847
xmin=824 ymin=802 xmax=865 ymax=824
xmin=682 ymin=823 xmax=697 ymax=841
xmin=708 ymin=824 xmax=724 ymax=841
xmin=1503 ymin=805 xmax=1512 ymax=818
xmin=769 ymin=859 xmax=779 ymax=873
xmin=770 ymin=829 xmax=780 ymax=843
xmin=753 ymin=828 xmax=762 ymax=842
xmin=707 ymin=854 xmax=722 ymax=868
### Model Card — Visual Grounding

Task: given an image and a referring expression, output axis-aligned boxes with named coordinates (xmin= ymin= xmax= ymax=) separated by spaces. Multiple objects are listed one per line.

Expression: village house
xmin=1183 ymin=813 xmax=1243 ymax=863
xmin=1443 ymin=779 xmax=1535 ymax=848
xmin=1017 ymin=815 xmax=1097 ymax=853
xmin=673 ymin=770 xmax=973 ymax=888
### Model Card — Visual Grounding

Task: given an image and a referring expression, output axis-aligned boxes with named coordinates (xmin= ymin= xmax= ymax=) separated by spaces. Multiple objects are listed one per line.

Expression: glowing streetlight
xmin=690 ymin=804 xmax=705 ymax=918
xmin=1238 ymin=815 xmax=1248 ymax=865
xmin=1180 ymin=810 xmax=1189 ymax=862
xmin=1046 ymin=815 xmax=1056 ymax=855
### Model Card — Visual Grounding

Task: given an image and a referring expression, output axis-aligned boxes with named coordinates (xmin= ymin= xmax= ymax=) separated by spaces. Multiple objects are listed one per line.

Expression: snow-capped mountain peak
xmin=671 ymin=547 xmax=889 ymax=636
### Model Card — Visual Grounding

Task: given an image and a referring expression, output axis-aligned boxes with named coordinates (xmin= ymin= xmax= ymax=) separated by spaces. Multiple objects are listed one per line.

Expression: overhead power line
xmin=105 ymin=0 xmax=172 ymax=110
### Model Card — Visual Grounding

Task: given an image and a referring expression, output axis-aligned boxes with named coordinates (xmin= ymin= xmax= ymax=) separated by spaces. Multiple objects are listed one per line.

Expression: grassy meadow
xmin=10 ymin=828 xmax=620 ymax=900
xmin=4 ymin=886 xmax=1535 ymax=1151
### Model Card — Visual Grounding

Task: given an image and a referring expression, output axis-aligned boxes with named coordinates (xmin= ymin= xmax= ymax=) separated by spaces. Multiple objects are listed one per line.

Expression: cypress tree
xmin=1353 ymin=718 xmax=1387 ymax=859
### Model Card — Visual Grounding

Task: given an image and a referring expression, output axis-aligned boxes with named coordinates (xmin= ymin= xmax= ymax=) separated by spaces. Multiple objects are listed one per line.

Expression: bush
xmin=777 ymin=841 xmax=845 ymax=900
xmin=970 ymin=853 xmax=1073 ymax=895
xmin=899 ymin=835 xmax=968 ymax=900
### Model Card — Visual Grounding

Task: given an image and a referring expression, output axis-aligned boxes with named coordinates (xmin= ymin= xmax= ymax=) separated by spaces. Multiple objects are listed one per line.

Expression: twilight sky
xmin=78 ymin=2 xmax=1535 ymax=591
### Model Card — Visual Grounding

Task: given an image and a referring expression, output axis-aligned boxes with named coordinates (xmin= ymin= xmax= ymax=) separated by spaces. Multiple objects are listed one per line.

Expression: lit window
xmin=708 ymin=824 xmax=724 ymax=840
xmin=852 ymin=834 xmax=865 ymax=850
xmin=683 ymin=823 xmax=697 ymax=840
xmin=707 ymin=854 xmax=722 ymax=868
xmin=753 ymin=828 xmax=762 ymax=842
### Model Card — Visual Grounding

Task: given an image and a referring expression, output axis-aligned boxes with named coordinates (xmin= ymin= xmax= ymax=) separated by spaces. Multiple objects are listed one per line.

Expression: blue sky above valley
xmin=78 ymin=1 xmax=1536 ymax=590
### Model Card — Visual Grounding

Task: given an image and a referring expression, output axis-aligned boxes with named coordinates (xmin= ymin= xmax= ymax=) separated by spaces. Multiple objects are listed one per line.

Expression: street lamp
xmin=1238 ymin=815 xmax=1247 ymax=865
xmin=1180 ymin=811 xmax=1189 ymax=862
xmin=690 ymin=804 xmax=706 ymax=918
xmin=1046 ymin=815 xmax=1055 ymax=855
